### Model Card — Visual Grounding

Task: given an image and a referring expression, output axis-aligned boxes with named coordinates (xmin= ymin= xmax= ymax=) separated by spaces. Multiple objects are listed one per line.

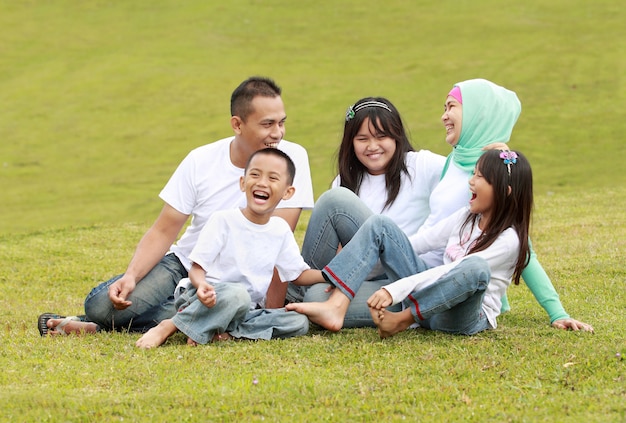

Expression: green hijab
xmin=441 ymin=78 xmax=522 ymax=177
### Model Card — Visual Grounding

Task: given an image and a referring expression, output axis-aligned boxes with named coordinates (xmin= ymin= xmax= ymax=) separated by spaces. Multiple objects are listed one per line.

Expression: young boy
xmin=136 ymin=148 xmax=323 ymax=348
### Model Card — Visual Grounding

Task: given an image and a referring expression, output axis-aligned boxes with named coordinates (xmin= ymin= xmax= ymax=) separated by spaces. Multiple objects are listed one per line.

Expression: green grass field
xmin=1 ymin=1 xmax=625 ymax=421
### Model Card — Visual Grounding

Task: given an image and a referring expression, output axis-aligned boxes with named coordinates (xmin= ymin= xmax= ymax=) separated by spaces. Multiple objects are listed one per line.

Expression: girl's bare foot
xmin=187 ymin=337 xmax=198 ymax=346
xmin=136 ymin=319 xmax=178 ymax=349
xmin=285 ymin=290 xmax=350 ymax=332
xmin=369 ymin=308 xmax=414 ymax=339
xmin=46 ymin=318 xmax=99 ymax=336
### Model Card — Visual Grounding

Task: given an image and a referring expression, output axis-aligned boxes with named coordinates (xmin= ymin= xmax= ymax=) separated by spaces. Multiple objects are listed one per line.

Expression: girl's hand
xmin=197 ymin=283 xmax=217 ymax=308
xmin=367 ymin=289 xmax=392 ymax=310
xmin=324 ymin=284 xmax=335 ymax=293
xmin=551 ymin=318 xmax=594 ymax=333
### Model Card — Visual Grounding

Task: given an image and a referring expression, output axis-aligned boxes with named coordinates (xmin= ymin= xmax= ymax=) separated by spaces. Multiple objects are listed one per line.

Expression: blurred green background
xmin=1 ymin=0 xmax=624 ymax=235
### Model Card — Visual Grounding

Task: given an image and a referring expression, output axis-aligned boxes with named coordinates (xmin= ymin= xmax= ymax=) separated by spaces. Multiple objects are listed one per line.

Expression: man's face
xmin=236 ymin=96 xmax=286 ymax=150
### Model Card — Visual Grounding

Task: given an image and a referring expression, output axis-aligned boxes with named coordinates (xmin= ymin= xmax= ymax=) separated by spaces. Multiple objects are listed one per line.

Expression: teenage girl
xmin=287 ymin=149 xmax=533 ymax=336
xmin=285 ymin=97 xmax=446 ymax=327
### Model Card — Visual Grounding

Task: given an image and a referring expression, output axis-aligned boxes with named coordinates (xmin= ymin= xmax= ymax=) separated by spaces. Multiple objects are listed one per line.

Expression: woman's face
xmin=353 ymin=117 xmax=397 ymax=176
xmin=441 ymin=96 xmax=463 ymax=147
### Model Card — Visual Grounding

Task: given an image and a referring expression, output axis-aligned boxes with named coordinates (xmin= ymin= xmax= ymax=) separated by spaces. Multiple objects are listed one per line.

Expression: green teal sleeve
xmin=520 ymin=244 xmax=570 ymax=323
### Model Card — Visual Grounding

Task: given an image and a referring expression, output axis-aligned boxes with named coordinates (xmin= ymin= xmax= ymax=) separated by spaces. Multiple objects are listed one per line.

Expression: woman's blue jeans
xmin=322 ymin=214 xmax=492 ymax=335
xmin=286 ymin=187 xmax=401 ymax=327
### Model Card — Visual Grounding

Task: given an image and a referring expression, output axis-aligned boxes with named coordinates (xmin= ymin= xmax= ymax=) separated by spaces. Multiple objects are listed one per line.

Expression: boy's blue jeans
xmin=286 ymin=187 xmax=402 ymax=328
xmin=173 ymin=284 xmax=309 ymax=344
xmin=322 ymin=214 xmax=492 ymax=335
xmin=84 ymin=253 xmax=186 ymax=332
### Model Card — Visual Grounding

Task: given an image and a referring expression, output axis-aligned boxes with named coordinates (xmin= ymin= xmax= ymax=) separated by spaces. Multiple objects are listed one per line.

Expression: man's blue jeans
xmin=84 ymin=253 xmax=186 ymax=332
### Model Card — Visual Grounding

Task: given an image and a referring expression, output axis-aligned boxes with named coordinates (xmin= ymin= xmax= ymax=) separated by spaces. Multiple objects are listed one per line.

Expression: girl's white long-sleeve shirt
xmin=385 ymin=207 xmax=520 ymax=328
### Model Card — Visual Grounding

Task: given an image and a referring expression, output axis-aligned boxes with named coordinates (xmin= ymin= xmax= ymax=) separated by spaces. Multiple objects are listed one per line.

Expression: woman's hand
xmin=551 ymin=318 xmax=594 ymax=332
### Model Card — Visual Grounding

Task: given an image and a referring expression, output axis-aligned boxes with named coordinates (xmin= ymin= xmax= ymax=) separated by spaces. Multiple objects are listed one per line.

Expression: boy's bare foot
xmin=369 ymin=308 xmax=414 ymax=339
xmin=187 ymin=337 xmax=198 ymax=347
xmin=46 ymin=318 xmax=99 ymax=336
xmin=136 ymin=319 xmax=178 ymax=349
xmin=285 ymin=290 xmax=350 ymax=332
xmin=212 ymin=332 xmax=233 ymax=342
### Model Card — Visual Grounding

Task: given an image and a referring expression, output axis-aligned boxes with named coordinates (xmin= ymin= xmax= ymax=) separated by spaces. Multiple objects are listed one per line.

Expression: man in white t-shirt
xmin=41 ymin=76 xmax=314 ymax=336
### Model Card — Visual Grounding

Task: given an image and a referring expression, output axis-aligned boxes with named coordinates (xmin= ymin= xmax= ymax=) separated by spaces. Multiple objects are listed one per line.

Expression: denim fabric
xmin=229 ymin=308 xmax=309 ymax=340
xmin=173 ymin=284 xmax=308 ymax=343
xmin=84 ymin=253 xmax=187 ymax=332
xmin=286 ymin=188 xmax=374 ymax=305
xmin=322 ymin=215 xmax=428 ymax=299
xmin=172 ymin=283 xmax=251 ymax=344
xmin=405 ymin=256 xmax=491 ymax=335
xmin=323 ymin=215 xmax=492 ymax=335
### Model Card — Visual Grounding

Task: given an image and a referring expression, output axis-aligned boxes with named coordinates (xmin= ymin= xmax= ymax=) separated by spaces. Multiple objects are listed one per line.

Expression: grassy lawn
xmin=0 ymin=0 xmax=624 ymax=421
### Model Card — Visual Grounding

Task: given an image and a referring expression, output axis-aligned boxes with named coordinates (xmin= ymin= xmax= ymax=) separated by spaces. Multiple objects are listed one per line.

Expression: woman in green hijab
xmin=421 ymin=78 xmax=592 ymax=331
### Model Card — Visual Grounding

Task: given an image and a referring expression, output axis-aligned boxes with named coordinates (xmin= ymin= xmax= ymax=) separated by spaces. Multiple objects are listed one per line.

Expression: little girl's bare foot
xmin=369 ymin=308 xmax=414 ymax=339
xmin=187 ymin=337 xmax=199 ymax=347
xmin=136 ymin=320 xmax=177 ymax=349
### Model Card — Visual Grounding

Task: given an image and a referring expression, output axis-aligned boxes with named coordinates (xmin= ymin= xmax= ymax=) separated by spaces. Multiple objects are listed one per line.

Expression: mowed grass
xmin=0 ymin=0 xmax=625 ymax=421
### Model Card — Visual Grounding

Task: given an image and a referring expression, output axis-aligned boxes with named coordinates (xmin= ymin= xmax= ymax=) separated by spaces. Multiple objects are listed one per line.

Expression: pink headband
xmin=448 ymin=86 xmax=463 ymax=104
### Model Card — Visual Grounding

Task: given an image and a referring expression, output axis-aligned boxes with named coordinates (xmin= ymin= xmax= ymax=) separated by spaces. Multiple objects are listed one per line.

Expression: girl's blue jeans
xmin=286 ymin=187 xmax=402 ymax=328
xmin=322 ymin=214 xmax=492 ymax=335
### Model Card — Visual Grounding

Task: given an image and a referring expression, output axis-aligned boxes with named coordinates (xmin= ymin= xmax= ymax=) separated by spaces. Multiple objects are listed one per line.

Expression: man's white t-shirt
xmin=188 ymin=209 xmax=310 ymax=308
xmin=160 ymin=137 xmax=314 ymax=270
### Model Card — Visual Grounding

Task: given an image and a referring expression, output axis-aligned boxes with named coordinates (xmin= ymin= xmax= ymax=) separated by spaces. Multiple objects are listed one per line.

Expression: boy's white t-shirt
xmin=332 ymin=150 xmax=445 ymax=236
xmin=385 ymin=207 xmax=520 ymax=328
xmin=187 ymin=209 xmax=310 ymax=308
xmin=160 ymin=137 xmax=314 ymax=270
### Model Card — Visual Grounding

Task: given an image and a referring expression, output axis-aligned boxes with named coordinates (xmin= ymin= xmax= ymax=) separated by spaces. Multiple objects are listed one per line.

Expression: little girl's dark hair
xmin=461 ymin=149 xmax=533 ymax=284
xmin=336 ymin=97 xmax=414 ymax=210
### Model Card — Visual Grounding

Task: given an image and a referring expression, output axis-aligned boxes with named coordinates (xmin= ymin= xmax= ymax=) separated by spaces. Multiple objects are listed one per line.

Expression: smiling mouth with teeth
xmin=265 ymin=142 xmax=279 ymax=148
xmin=253 ymin=191 xmax=269 ymax=200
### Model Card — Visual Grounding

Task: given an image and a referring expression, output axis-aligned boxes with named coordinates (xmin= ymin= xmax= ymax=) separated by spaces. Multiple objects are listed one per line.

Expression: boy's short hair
xmin=230 ymin=77 xmax=282 ymax=122
xmin=245 ymin=148 xmax=296 ymax=185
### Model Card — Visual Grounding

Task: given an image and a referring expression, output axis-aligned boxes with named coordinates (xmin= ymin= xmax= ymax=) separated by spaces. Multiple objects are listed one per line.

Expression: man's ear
xmin=231 ymin=116 xmax=243 ymax=134
xmin=282 ymin=186 xmax=296 ymax=201
xmin=239 ymin=175 xmax=245 ymax=192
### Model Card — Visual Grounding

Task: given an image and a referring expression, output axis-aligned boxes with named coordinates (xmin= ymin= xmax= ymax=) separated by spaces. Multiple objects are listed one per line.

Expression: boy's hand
xmin=197 ymin=283 xmax=217 ymax=308
xmin=367 ymin=289 xmax=392 ymax=310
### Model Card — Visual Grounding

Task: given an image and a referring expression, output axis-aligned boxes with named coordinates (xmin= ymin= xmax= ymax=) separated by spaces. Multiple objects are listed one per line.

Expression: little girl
xmin=287 ymin=149 xmax=533 ymax=336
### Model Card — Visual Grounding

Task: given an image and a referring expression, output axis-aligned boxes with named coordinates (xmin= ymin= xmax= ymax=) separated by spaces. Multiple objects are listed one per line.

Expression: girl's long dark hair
xmin=336 ymin=97 xmax=414 ymax=210
xmin=461 ymin=149 xmax=533 ymax=284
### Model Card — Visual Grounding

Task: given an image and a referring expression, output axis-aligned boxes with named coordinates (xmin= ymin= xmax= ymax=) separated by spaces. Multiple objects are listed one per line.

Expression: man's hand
xmin=108 ymin=276 xmax=136 ymax=310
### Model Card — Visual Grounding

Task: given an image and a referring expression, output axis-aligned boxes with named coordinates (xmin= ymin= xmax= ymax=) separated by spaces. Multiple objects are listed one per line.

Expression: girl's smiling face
xmin=468 ymin=165 xmax=495 ymax=229
xmin=353 ymin=117 xmax=397 ymax=175
xmin=442 ymin=96 xmax=463 ymax=146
